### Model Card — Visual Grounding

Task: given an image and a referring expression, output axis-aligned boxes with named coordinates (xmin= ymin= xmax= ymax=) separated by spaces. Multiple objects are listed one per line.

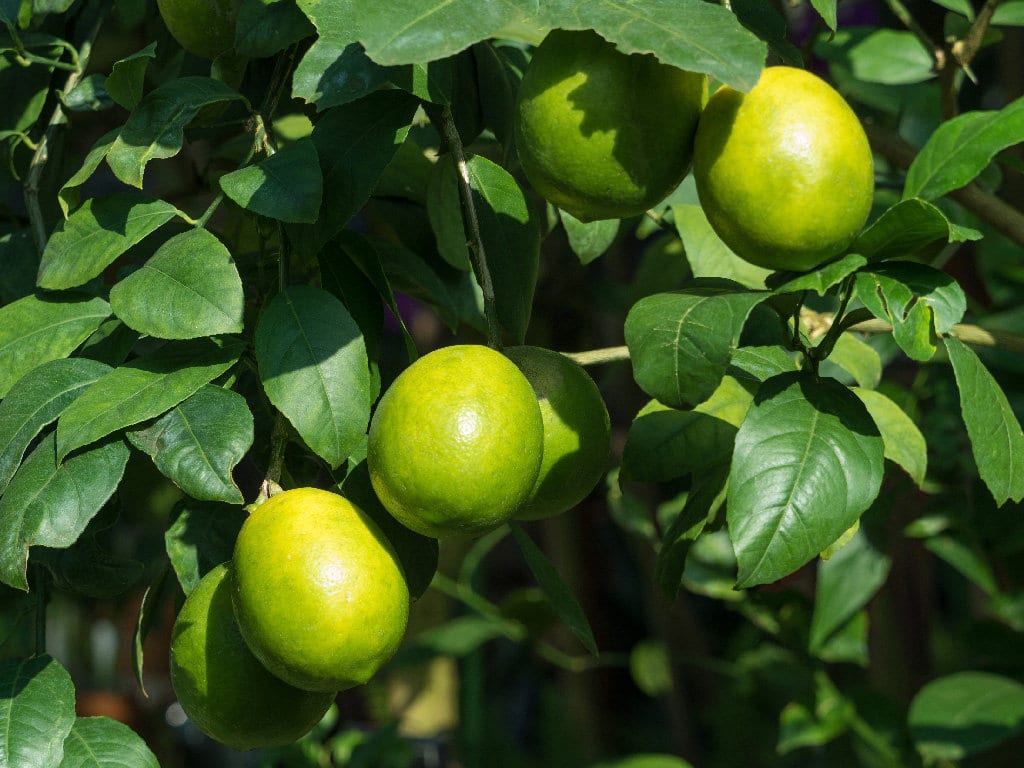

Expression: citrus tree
xmin=1 ymin=0 xmax=1024 ymax=766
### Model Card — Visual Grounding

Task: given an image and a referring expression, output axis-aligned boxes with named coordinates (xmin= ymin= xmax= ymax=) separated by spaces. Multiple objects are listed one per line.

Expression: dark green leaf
xmin=256 ymin=286 xmax=371 ymax=468
xmin=235 ymin=0 xmax=315 ymax=58
xmin=809 ymin=528 xmax=890 ymax=654
xmin=0 ymin=358 xmax=110 ymax=496
xmin=466 ymin=154 xmax=540 ymax=344
xmin=473 ymin=41 xmax=519 ymax=155
xmin=904 ymin=96 xmax=1024 ymax=201
xmin=427 ymin=155 xmax=472 ymax=271
xmin=727 ymin=372 xmax=885 ymax=587
xmin=909 ymin=672 xmax=1024 ymax=761
xmin=625 ymin=283 xmax=767 ymax=408
xmin=287 ymin=89 xmax=418 ymax=255
xmin=105 ymin=43 xmax=156 ymax=111
xmin=109 ymin=228 xmax=245 ymax=339
xmin=219 ymin=137 xmax=323 ymax=223
xmin=560 ymin=210 xmax=619 ymax=265
xmin=292 ymin=41 xmax=389 ymax=111
xmin=854 ymin=388 xmax=927 ymax=487
xmin=772 ymin=253 xmax=867 ymax=297
xmin=38 ymin=193 xmax=178 ymax=290
xmin=133 ymin=563 xmax=171 ymax=696
xmin=0 ymin=655 xmax=76 ymax=768
xmin=945 ymin=337 xmax=1024 ymax=505
xmin=401 ymin=615 xmax=507 ymax=660
xmin=777 ymin=673 xmax=855 ymax=752
xmin=0 ymin=293 xmax=110 ymax=399
xmin=0 ymin=434 xmax=129 ymax=591
xmin=164 ymin=501 xmax=247 ymax=595
xmin=510 ymin=522 xmax=598 ymax=656
xmin=106 ymin=77 xmax=247 ymax=188
xmin=853 ymin=198 xmax=982 ymax=261
xmin=56 ymin=338 xmax=244 ymax=462
xmin=127 ymin=385 xmax=253 ymax=504
xmin=59 ymin=716 xmax=160 ymax=768
xmin=0 ymin=0 xmax=20 ymax=25
xmin=924 ymin=534 xmax=998 ymax=596
xmin=57 ymin=129 xmax=119 ymax=216
xmin=63 ymin=74 xmax=113 ymax=112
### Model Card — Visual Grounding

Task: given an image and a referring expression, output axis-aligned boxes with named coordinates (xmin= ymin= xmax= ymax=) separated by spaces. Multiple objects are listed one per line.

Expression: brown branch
xmin=951 ymin=0 xmax=1005 ymax=73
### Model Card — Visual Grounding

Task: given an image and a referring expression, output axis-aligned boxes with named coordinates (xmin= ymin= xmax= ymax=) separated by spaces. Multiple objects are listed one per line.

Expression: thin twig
xmin=951 ymin=0 xmax=1005 ymax=76
xmin=438 ymin=106 xmax=503 ymax=349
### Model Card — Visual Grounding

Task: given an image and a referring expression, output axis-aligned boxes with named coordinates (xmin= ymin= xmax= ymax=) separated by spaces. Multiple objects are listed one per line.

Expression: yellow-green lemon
xmin=693 ymin=66 xmax=874 ymax=272
xmin=231 ymin=488 xmax=410 ymax=692
xmin=515 ymin=28 xmax=707 ymax=222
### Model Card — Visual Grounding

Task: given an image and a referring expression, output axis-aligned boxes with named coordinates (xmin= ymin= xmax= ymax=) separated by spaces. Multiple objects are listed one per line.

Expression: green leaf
xmin=256 ymin=286 xmax=371 ymax=468
xmin=809 ymin=528 xmax=890 ymax=655
xmin=57 ymin=129 xmax=119 ymax=217
xmin=0 ymin=293 xmax=110 ymax=399
xmin=592 ymin=754 xmax=694 ymax=768
xmin=36 ymin=512 xmax=144 ymax=600
xmin=0 ymin=358 xmax=110 ymax=496
xmin=0 ymin=655 xmax=76 ymax=768
xmin=772 ymin=253 xmax=867 ymax=296
xmin=401 ymin=615 xmax=507 ymax=660
xmin=466 ymin=154 xmax=540 ymax=344
xmin=853 ymin=388 xmax=927 ymax=487
xmin=287 ymin=89 xmax=418 ymax=255
xmin=924 ymin=534 xmax=998 ymax=596
xmin=544 ymin=0 xmax=766 ymax=92
xmin=59 ymin=716 xmax=160 ymax=768
xmin=809 ymin=0 xmax=837 ymax=30
xmin=727 ymin=372 xmax=884 ymax=587
xmin=672 ymin=204 xmax=771 ymax=289
xmin=909 ymin=672 xmax=1024 ymax=761
xmin=56 ymin=337 xmax=244 ymax=462
xmin=219 ymin=137 xmax=323 ymax=223
xmin=846 ymin=29 xmax=935 ymax=84
xmin=0 ymin=434 xmax=129 ymax=591
xmin=427 ymin=155 xmax=472 ymax=271
xmin=509 ymin=522 xmax=598 ymax=656
xmin=38 ymin=193 xmax=178 ymax=290
xmin=945 ymin=337 xmax=1024 ymax=505
xmin=235 ymin=0 xmax=315 ymax=58
xmin=133 ymin=564 xmax=171 ymax=696
xmin=559 ymin=209 xmax=619 ymax=265
xmin=127 ymin=385 xmax=253 ymax=504
xmin=105 ymin=43 xmax=156 ymax=111
xmin=106 ymin=77 xmax=247 ymax=189
xmin=108 ymin=228 xmax=244 ymax=339
xmin=904 ymin=96 xmax=1024 ymax=201
xmin=624 ymin=282 xmax=767 ymax=408
xmin=777 ymin=672 xmax=855 ymax=753
xmin=729 ymin=345 xmax=796 ymax=382
xmin=824 ymin=332 xmax=881 ymax=389
xmin=63 ymin=74 xmax=113 ymax=112
xmin=292 ymin=40 xmax=389 ymax=111
xmin=0 ymin=0 xmax=20 ymax=25
xmin=854 ymin=262 xmax=967 ymax=361
xmin=164 ymin=501 xmax=247 ymax=595
xmin=853 ymin=198 xmax=982 ymax=261
xmin=993 ymin=0 xmax=1024 ymax=25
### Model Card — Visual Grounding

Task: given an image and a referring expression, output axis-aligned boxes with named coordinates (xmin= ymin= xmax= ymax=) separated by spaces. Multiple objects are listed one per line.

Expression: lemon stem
xmin=439 ymin=106 xmax=503 ymax=349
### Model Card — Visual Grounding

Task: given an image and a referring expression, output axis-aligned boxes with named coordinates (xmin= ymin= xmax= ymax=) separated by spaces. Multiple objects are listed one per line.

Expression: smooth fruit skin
xmin=367 ymin=345 xmax=544 ymax=539
xmin=169 ymin=564 xmax=334 ymax=751
xmin=506 ymin=346 xmax=611 ymax=520
xmin=231 ymin=488 xmax=410 ymax=693
xmin=156 ymin=0 xmax=241 ymax=60
xmin=515 ymin=29 xmax=707 ymax=222
xmin=692 ymin=66 xmax=874 ymax=272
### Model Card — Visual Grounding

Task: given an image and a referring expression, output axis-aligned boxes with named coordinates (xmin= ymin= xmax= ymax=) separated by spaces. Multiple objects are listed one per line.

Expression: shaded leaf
xmin=427 ymin=155 xmax=472 ymax=271
xmin=854 ymin=388 xmax=927 ymax=487
xmin=560 ymin=209 xmax=619 ymax=265
xmin=772 ymin=253 xmax=867 ymax=296
xmin=58 ymin=129 xmax=119 ymax=216
xmin=235 ymin=0 xmax=315 ymax=58
xmin=105 ymin=43 xmax=156 ymax=111
xmin=0 ymin=655 xmax=76 ymax=768
xmin=219 ymin=137 xmax=323 ymax=223
xmin=824 ymin=332 xmax=881 ymax=389
xmin=292 ymin=40 xmax=389 ymax=111
xmin=164 ymin=501 xmax=247 ymax=595
xmin=59 ymin=716 xmax=160 ymax=768
xmin=853 ymin=198 xmax=982 ymax=261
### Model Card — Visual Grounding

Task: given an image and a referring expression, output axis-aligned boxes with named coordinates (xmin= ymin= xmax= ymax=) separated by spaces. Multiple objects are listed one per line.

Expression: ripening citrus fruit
xmin=692 ymin=66 xmax=874 ymax=272
xmin=515 ymin=28 xmax=707 ymax=222
xmin=169 ymin=564 xmax=335 ymax=751
xmin=367 ymin=345 xmax=544 ymax=539
xmin=506 ymin=346 xmax=611 ymax=520
xmin=231 ymin=488 xmax=410 ymax=692
xmin=157 ymin=0 xmax=240 ymax=60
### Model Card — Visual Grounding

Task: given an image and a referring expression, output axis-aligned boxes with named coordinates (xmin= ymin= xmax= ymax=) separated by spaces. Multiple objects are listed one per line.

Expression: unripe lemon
xmin=169 ymin=564 xmax=335 ymax=751
xmin=693 ymin=66 xmax=874 ymax=272
xmin=156 ymin=0 xmax=241 ymax=60
xmin=231 ymin=488 xmax=410 ymax=692
xmin=515 ymin=29 xmax=707 ymax=222
xmin=506 ymin=346 xmax=611 ymax=520
xmin=367 ymin=345 xmax=544 ymax=539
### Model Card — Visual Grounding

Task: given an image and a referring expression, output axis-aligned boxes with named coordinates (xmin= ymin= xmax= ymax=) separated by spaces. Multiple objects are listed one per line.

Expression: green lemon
xmin=692 ymin=66 xmax=875 ymax=272
xmin=169 ymin=563 xmax=335 ymax=751
xmin=515 ymin=28 xmax=707 ymax=222
xmin=366 ymin=344 xmax=544 ymax=539
xmin=156 ymin=0 xmax=241 ymax=60
xmin=231 ymin=488 xmax=410 ymax=692
xmin=505 ymin=346 xmax=611 ymax=520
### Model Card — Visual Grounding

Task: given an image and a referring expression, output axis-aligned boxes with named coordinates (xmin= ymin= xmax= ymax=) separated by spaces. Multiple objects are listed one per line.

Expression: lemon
xmin=231 ymin=488 xmax=410 ymax=692
xmin=169 ymin=564 xmax=335 ymax=751
xmin=156 ymin=0 xmax=240 ymax=60
xmin=692 ymin=66 xmax=874 ymax=272
xmin=366 ymin=345 xmax=544 ymax=539
xmin=515 ymin=28 xmax=707 ymax=222
xmin=506 ymin=346 xmax=611 ymax=520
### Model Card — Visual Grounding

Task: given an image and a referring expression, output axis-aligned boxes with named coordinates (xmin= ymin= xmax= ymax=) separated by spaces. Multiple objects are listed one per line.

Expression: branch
xmin=951 ymin=0 xmax=1005 ymax=75
xmin=863 ymin=121 xmax=1024 ymax=250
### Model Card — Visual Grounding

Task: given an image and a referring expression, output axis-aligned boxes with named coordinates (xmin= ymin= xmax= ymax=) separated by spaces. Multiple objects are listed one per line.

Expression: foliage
xmin=1 ymin=0 xmax=1023 ymax=766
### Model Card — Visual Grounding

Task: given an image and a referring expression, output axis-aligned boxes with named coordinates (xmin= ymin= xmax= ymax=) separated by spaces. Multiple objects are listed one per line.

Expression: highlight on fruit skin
xmin=169 ymin=563 xmax=335 ymax=751
xmin=692 ymin=65 xmax=875 ymax=273
xmin=515 ymin=28 xmax=707 ymax=222
xmin=230 ymin=487 xmax=411 ymax=693
xmin=367 ymin=344 xmax=544 ymax=539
